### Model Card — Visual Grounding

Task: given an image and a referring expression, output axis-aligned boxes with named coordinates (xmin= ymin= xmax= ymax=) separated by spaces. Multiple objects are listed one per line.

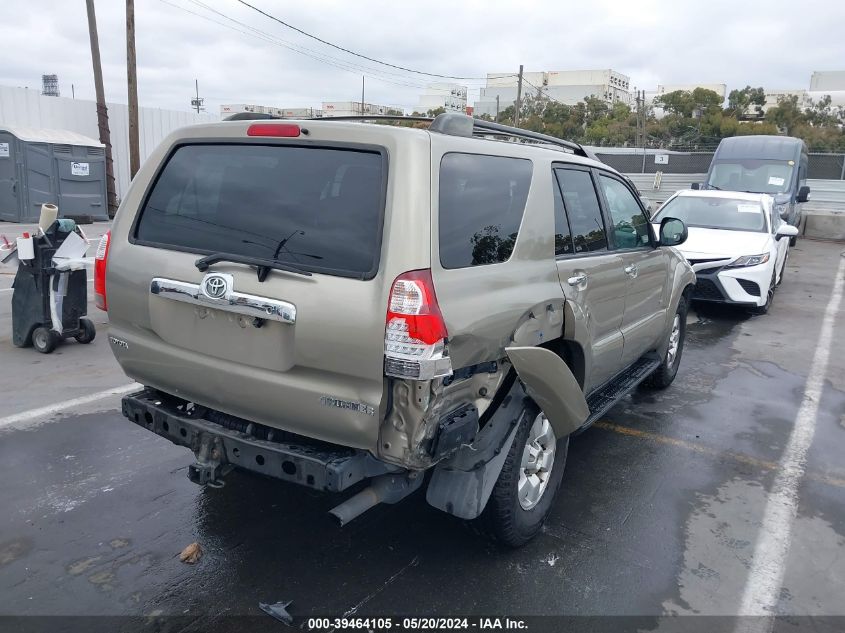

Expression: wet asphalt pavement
xmin=1 ymin=239 xmax=844 ymax=630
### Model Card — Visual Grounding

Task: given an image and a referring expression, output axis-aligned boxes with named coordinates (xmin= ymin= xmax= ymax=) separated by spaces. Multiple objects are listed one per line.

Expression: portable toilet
xmin=0 ymin=125 xmax=109 ymax=223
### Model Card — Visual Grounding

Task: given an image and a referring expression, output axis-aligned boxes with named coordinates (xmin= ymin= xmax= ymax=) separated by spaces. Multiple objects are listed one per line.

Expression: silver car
xmin=98 ymin=114 xmax=695 ymax=546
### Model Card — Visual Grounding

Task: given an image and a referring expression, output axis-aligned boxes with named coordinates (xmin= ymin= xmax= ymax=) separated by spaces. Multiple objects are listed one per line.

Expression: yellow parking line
xmin=593 ymin=421 xmax=845 ymax=490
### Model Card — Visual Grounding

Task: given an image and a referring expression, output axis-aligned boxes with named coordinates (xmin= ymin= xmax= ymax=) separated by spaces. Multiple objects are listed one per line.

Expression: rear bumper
xmin=122 ymin=389 xmax=400 ymax=492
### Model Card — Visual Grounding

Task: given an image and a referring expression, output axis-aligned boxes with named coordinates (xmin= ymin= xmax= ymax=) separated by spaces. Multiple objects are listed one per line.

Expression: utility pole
xmin=85 ymin=0 xmax=118 ymax=217
xmin=514 ymin=64 xmax=524 ymax=128
xmin=191 ymin=79 xmax=205 ymax=113
xmin=639 ymin=90 xmax=647 ymax=173
xmin=361 ymin=76 xmax=365 ymax=115
xmin=126 ymin=0 xmax=140 ymax=179
xmin=495 ymin=95 xmax=500 ymax=123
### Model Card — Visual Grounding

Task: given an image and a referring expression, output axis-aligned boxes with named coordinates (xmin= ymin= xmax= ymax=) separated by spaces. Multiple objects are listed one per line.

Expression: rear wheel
xmin=74 ymin=318 xmax=96 ymax=344
xmin=483 ymin=404 xmax=569 ymax=548
xmin=32 ymin=326 xmax=60 ymax=354
xmin=646 ymin=296 xmax=687 ymax=388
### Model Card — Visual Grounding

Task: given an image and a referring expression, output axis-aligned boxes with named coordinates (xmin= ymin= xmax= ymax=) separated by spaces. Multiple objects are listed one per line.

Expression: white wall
xmin=0 ymin=86 xmax=218 ymax=199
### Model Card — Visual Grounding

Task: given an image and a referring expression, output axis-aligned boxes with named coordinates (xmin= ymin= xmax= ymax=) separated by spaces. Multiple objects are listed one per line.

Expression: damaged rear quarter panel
xmin=429 ymin=140 xmax=566 ymax=370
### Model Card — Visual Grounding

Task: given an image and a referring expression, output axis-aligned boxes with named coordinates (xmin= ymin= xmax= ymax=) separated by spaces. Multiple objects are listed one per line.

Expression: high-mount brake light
xmin=246 ymin=123 xmax=301 ymax=138
xmin=94 ymin=230 xmax=110 ymax=311
xmin=384 ymin=269 xmax=452 ymax=380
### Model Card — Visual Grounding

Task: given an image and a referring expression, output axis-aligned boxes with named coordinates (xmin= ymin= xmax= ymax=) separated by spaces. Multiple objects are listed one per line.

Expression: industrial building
xmin=416 ymin=84 xmax=467 ymax=113
xmin=220 ymin=104 xmax=323 ymax=119
xmin=654 ymin=83 xmax=727 ymax=100
xmin=810 ymin=71 xmax=845 ymax=92
xmin=473 ymin=69 xmax=631 ymax=118
xmin=321 ymin=102 xmax=401 ymax=117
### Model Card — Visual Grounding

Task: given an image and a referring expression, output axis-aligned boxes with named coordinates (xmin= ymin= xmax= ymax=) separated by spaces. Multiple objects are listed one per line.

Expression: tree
xmin=726 ymin=85 xmax=766 ymax=118
xmin=765 ymin=95 xmax=805 ymax=135
xmin=656 ymin=88 xmax=723 ymax=118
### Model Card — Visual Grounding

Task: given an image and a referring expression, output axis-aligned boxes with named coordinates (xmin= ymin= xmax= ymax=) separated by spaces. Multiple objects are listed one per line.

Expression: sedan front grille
xmin=693 ymin=278 xmax=725 ymax=301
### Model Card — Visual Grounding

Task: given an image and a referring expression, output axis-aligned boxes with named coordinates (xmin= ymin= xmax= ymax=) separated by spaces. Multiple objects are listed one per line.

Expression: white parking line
xmin=0 ymin=383 xmax=140 ymax=430
xmin=738 ymin=255 xmax=845 ymax=618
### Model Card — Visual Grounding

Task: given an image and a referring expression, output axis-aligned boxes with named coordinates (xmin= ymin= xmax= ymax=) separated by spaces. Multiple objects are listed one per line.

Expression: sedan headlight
xmin=727 ymin=253 xmax=770 ymax=268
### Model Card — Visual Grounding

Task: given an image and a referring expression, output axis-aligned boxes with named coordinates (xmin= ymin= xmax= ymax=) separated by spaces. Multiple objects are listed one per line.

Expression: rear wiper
xmin=195 ymin=252 xmax=312 ymax=282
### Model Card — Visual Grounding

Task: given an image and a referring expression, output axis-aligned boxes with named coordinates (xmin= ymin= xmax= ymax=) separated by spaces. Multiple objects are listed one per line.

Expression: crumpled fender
xmin=505 ymin=345 xmax=589 ymax=438
xmin=426 ymin=380 xmax=527 ymax=520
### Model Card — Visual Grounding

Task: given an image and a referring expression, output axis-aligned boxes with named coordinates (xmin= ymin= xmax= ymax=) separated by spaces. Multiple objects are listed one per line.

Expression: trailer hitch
xmin=187 ymin=434 xmax=230 ymax=488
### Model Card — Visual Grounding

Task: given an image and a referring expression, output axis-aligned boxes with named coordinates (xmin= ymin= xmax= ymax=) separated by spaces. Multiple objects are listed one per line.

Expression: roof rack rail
xmin=230 ymin=113 xmax=594 ymax=160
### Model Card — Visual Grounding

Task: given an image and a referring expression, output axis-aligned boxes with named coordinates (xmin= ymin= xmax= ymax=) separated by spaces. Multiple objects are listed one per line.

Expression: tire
xmin=646 ymin=296 xmax=688 ymax=389
xmin=482 ymin=402 xmax=569 ymax=548
xmin=74 ymin=318 xmax=96 ymax=344
xmin=32 ymin=326 xmax=60 ymax=354
xmin=789 ymin=235 xmax=797 ymax=247
xmin=777 ymin=253 xmax=788 ymax=286
xmin=750 ymin=272 xmax=776 ymax=315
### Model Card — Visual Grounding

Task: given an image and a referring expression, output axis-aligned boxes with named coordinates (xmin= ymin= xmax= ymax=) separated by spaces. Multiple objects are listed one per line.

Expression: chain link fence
xmin=594 ymin=150 xmax=845 ymax=179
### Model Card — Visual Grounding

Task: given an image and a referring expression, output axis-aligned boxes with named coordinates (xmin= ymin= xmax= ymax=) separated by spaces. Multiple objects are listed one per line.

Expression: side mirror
xmin=776 ymin=224 xmax=799 ymax=241
xmin=796 ymin=185 xmax=810 ymax=203
xmin=659 ymin=217 xmax=688 ymax=247
xmin=690 ymin=182 xmax=700 ymax=190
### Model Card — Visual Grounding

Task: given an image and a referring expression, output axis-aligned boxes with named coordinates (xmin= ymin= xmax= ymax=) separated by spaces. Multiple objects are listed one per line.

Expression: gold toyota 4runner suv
xmin=97 ymin=113 xmax=694 ymax=546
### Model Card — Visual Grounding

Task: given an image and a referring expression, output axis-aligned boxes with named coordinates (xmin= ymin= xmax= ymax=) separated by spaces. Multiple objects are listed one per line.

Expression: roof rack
xmin=223 ymin=112 xmax=593 ymax=159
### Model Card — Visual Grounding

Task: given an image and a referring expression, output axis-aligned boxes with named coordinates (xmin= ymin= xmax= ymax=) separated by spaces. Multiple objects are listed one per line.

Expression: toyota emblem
xmin=203 ymin=274 xmax=228 ymax=299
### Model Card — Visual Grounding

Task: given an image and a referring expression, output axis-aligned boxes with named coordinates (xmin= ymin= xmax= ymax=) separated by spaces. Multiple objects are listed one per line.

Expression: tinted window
xmin=598 ymin=175 xmax=651 ymax=249
xmin=554 ymin=169 xmax=607 ymax=253
xmin=653 ymin=195 xmax=766 ymax=232
xmin=135 ymin=144 xmax=385 ymax=278
xmin=552 ymin=176 xmax=574 ymax=256
xmin=439 ymin=153 xmax=532 ymax=269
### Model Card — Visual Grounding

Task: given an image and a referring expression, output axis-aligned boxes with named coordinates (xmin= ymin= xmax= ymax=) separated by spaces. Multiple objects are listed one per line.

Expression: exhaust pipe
xmin=329 ymin=472 xmax=423 ymax=526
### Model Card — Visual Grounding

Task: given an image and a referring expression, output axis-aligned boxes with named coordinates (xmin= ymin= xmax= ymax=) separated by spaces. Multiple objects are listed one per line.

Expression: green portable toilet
xmin=0 ymin=125 xmax=108 ymax=223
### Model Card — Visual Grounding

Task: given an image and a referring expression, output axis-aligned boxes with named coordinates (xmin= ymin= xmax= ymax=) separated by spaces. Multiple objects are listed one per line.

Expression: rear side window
xmin=554 ymin=168 xmax=607 ymax=253
xmin=552 ymin=176 xmax=574 ymax=256
xmin=439 ymin=153 xmax=532 ymax=269
xmin=135 ymin=144 xmax=385 ymax=278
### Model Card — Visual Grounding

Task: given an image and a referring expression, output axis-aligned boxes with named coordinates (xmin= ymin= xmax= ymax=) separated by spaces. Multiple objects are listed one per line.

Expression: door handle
xmin=567 ymin=274 xmax=587 ymax=287
xmin=624 ymin=264 xmax=638 ymax=278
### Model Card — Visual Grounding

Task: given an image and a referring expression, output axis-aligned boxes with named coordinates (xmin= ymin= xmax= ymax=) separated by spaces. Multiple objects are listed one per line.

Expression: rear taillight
xmin=384 ymin=269 xmax=452 ymax=380
xmin=94 ymin=230 xmax=110 ymax=311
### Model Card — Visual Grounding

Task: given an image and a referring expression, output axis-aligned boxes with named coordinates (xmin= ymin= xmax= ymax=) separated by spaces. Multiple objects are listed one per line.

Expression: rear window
xmin=439 ymin=153 xmax=532 ymax=269
xmin=135 ymin=144 xmax=385 ymax=278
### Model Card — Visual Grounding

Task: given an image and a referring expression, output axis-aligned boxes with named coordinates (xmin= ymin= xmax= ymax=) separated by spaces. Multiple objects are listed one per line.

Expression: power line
xmin=162 ymin=0 xmax=500 ymax=92
xmin=235 ymin=0 xmax=490 ymax=81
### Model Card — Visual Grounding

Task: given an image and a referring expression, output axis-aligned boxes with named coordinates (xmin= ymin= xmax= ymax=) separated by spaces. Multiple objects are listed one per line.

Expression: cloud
xmin=1 ymin=0 xmax=843 ymax=114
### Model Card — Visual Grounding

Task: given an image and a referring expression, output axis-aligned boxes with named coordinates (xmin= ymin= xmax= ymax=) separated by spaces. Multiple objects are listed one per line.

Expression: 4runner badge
xmin=320 ymin=396 xmax=376 ymax=416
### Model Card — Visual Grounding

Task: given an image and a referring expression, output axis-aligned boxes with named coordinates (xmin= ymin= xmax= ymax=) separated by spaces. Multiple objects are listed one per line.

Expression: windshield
xmin=135 ymin=144 xmax=385 ymax=279
xmin=707 ymin=159 xmax=794 ymax=194
xmin=653 ymin=195 xmax=767 ymax=233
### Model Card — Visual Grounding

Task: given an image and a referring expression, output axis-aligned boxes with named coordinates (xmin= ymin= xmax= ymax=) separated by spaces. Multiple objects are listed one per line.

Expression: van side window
xmin=439 ymin=153 xmax=532 ymax=269
xmin=597 ymin=174 xmax=651 ymax=249
xmin=552 ymin=173 xmax=574 ymax=256
xmin=554 ymin=168 xmax=607 ymax=253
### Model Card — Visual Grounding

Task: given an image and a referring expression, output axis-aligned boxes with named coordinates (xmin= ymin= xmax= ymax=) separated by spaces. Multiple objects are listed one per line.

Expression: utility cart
xmin=11 ymin=220 xmax=95 ymax=354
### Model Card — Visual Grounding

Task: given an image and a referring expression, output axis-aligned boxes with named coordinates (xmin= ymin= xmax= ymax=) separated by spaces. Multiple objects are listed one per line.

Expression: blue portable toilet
xmin=0 ymin=125 xmax=108 ymax=223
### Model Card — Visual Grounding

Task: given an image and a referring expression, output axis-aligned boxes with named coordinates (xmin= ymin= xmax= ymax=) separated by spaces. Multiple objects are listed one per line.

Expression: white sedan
xmin=651 ymin=190 xmax=798 ymax=314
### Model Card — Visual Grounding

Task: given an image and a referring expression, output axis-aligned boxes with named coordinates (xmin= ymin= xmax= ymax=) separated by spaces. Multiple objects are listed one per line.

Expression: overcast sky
xmin=2 ymin=0 xmax=844 ymax=114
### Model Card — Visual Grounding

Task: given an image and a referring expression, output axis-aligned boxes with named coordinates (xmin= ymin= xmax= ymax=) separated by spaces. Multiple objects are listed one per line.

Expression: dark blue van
xmin=703 ymin=136 xmax=810 ymax=244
